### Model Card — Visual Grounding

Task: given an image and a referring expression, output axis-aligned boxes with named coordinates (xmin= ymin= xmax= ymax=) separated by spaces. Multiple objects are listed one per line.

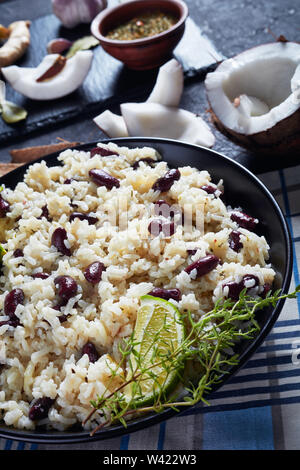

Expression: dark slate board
xmin=0 ymin=6 xmax=223 ymax=145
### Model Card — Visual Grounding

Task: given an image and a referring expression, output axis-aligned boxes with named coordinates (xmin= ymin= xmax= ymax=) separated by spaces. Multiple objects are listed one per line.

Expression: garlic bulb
xmin=52 ymin=0 xmax=107 ymax=29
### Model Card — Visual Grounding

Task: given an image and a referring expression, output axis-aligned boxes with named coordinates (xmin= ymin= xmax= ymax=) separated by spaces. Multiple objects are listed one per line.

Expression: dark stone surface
xmin=0 ymin=0 xmax=299 ymax=175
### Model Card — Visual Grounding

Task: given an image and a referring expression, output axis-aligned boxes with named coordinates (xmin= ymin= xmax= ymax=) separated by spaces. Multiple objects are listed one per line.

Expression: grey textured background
xmin=0 ymin=0 xmax=299 ymax=174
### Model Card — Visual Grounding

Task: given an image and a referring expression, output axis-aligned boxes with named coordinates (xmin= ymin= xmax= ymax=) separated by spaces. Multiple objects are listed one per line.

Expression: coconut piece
xmin=147 ymin=59 xmax=184 ymax=107
xmin=93 ymin=58 xmax=215 ymax=147
xmin=205 ymin=42 xmax=300 ymax=155
xmin=1 ymin=51 xmax=93 ymax=100
xmin=93 ymin=58 xmax=183 ymax=138
xmin=121 ymin=102 xmax=215 ymax=148
xmin=93 ymin=110 xmax=128 ymax=137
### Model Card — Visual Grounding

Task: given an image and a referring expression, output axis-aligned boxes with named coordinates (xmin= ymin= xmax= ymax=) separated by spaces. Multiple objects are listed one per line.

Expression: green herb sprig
xmin=85 ymin=286 xmax=300 ymax=436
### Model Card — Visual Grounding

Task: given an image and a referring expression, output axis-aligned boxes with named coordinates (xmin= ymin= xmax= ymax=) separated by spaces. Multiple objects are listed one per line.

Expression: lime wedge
xmin=123 ymin=295 xmax=185 ymax=407
xmin=0 ymin=243 xmax=6 ymax=261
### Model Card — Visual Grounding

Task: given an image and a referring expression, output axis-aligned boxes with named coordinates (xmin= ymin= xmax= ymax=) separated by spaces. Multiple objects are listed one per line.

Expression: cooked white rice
xmin=0 ymin=142 xmax=275 ymax=431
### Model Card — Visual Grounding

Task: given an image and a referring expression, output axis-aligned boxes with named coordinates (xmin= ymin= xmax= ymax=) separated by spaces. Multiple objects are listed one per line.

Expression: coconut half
xmin=205 ymin=42 xmax=300 ymax=154
xmin=2 ymin=50 xmax=93 ymax=100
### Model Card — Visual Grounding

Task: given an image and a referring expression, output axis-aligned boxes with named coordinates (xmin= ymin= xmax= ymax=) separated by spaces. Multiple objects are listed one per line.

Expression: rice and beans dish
xmin=0 ymin=142 xmax=274 ymax=431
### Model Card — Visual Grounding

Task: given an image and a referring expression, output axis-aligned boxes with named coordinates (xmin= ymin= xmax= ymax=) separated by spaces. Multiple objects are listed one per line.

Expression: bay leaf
xmin=1 ymin=100 xmax=27 ymax=124
xmin=66 ymin=35 xmax=100 ymax=59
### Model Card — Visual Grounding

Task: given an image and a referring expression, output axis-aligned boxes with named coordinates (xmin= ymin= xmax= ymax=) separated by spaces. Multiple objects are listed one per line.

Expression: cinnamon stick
xmin=0 ymin=163 xmax=22 ymax=176
xmin=10 ymin=140 xmax=81 ymax=163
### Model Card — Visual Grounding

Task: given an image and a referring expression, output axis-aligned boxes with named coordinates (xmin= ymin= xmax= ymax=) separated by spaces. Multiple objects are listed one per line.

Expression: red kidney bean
xmin=52 ymin=299 xmax=68 ymax=322
xmin=54 ymin=298 xmax=78 ymax=323
xmin=13 ymin=249 xmax=23 ymax=258
xmin=58 ymin=312 xmax=68 ymax=323
xmin=69 ymin=212 xmax=98 ymax=225
xmin=152 ymin=169 xmax=181 ymax=192
xmin=154 ymin=200 xmax=171 ymax=217
xmin=0 ymin=318 xmax=20 ymax=328
xmin=84 ymin=261 xmax=105 ymax=284
xmin=0 ymin=195 xmax=10 ymax=218
xmin=148 ymin=219 xmax=175 ymax=237
xmin=148 ymin=219 xmax=163 ymax=237
xmin=243 ymin=274 xmax=259 ymax=287
xmin=223 ymin=280 xmax=244 ymax=300
xmin=82 ymin=342 xmax=99 ymax=363
xmin=64 ymin=178 xmax=77 ymax=184
xmin=54 ymin=275 xmax=78 ymax=301
xmin=242 ymin=274 xmax=259 ymax=288
xmin=185 ymin=255 xmax=219 ymax=278
xmin=228 ymin=230 xmax=243 ymax=252
xmin=162 ymin=221 xmax=175 ymax=237
xmin=51 ymin=228 xmax=71 ymax=256
xmin=90 ymin=147 xmax=119 ymax=158
xmin=261 ymin=283 xmax=271 ymax=298
xmin=39 ymin=205 xmax=52 ymax=222
xmin=29 ymin=397 xmax=55 ymax=421
xmin=230 ymin=211 xmax=258 ymax=231
xmin=148 ymin=287 xmax=182 ymax=301
xmin=132 ymin=158 xmax=156 ymax=170
xmin=187 ymin=248 xmax=199 ymax=256
xmin=154 ymin=200 xmax=183 ymax=226
xmin=223 ymin=274 xmax=260 ymax=300
xmin=200 ymin=184 xmax=218 ymax=195
xmin=52 ymin=304 xmax=61 ymax=311
xmin=32 ymin=272 xmax=50 ymax=279
xmin=89 ymin=169 xmax=120 ymax=190
xmin=4 ymin=288 xmax=24 ymax=319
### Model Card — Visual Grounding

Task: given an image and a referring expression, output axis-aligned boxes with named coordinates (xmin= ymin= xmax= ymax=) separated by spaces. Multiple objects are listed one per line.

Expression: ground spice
xmin=106 ymin=10 xmax=178 ymax=41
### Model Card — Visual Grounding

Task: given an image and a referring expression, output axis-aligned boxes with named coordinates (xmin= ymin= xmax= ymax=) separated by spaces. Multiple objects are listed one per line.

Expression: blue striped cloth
xmin=1 ymin=166 xmax=300 ymax=450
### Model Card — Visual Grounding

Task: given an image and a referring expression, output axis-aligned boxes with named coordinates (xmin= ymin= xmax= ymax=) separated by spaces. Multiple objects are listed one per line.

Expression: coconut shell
xmin=209 ymin=106 xmax=300 ymax=156
xmin=205 ymin=41 xmax=300 ymax=156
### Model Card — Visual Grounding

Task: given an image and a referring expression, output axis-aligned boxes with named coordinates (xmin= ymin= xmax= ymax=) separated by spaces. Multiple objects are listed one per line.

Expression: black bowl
xmin=0 ymin=137 xmax=292 ymax=444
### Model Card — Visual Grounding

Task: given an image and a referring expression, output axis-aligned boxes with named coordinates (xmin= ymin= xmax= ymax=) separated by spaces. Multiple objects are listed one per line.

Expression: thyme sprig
xmin=85 ymin=286 xmax=300 ymax=436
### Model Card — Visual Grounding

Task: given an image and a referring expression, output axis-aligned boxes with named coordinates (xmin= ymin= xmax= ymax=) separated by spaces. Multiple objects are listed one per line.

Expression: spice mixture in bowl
xmin=0 ymin=138 xmax=292 ymax=442
xmin=105 ymin=10 xmax=178 ymax=41
xmin=91 ymin=0 xmax=188 ymax=70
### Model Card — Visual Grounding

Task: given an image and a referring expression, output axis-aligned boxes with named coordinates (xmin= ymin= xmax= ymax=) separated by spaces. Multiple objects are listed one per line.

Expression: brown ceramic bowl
xmin=91 ymin=0 xmax=188 ymax=70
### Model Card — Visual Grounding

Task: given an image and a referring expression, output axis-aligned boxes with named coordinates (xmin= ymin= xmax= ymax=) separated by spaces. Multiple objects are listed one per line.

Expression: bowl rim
xmin=0 ymin=136 xmax=293 ymax=444
xmin=91 ymin=0 xmax=189 ymax=47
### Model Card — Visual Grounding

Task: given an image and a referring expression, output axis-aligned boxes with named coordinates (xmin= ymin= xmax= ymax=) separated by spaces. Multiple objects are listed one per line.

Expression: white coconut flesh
xmin=121 ymin=102 xmax=215 ymax=147
xmin=94 ymin=58 xmax=215 ymax=148
xmin=1 ymin=51 xmax=93 ymax=100
xmin=93 ymin=110 xmax=129 ymax=138
xmin=147 ymin=58 xmax=184 ymax=107
xmin=205 ymin=42 xmax=300 ymax=136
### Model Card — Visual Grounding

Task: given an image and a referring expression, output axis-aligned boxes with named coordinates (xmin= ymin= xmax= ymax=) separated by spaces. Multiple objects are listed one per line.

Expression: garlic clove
xmin=2 ymin=51 xmax=93 ymax=100
xmin=120 ymin=102 xmax=215 ymax=148
xmin=93 ymin=110 xmax=128 ymax=137
xmin=147 ymin=59 xmax=184 ymax=107
xmin=52 ymin=0 xmax=107 ymax=29
xmin=47 ymin=38 xmax=73 ymax=54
